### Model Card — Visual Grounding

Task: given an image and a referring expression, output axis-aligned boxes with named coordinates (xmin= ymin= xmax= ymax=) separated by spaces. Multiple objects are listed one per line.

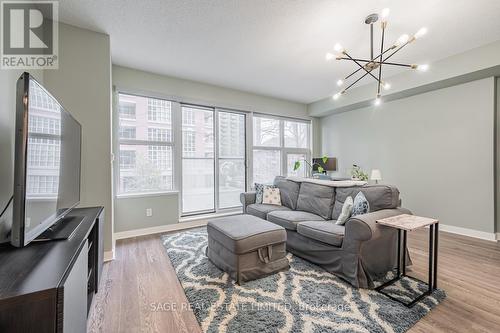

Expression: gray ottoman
xmin=206 ymin=214 xmax=289 ymax=284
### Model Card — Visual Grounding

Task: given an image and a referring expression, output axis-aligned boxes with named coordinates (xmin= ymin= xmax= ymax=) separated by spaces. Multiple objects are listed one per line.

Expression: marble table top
xmin=376 ymin=214 xmax=439 ymax=231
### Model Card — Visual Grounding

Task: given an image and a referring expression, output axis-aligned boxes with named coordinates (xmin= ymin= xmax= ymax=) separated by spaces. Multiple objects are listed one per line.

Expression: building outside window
xmin=26 ymin=83 xmax=61 ymax=198
xmin=117 ymin=93 xmax=174 ymax=194
xmin=148 ymin=98 xmax=171 ymax=123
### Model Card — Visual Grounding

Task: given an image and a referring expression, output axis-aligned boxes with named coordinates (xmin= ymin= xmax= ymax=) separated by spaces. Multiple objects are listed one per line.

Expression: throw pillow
xmin=335 ymin=196 xmax=353 ymax=225
xmin=352 ymin=191 xmax=370 ymax=216
xmin=262 ymin=187 xmax=282 ymax=205
xmin=255 ymin=183 xmax=276 ymax=203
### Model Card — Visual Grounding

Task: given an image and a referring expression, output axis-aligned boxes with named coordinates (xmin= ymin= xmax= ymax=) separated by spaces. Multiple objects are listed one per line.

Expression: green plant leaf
xmin=318 ymin=166 xmax=324 ymax=173
xmin=293 ymin=161 xmax=301 ymax=171
xmin=322 ymin=156 xmax=328 ymax=164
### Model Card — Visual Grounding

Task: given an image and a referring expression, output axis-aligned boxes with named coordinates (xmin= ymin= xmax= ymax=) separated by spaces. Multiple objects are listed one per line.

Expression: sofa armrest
xmin=345 ymin=208 xmax=412 ymax=242
xmin=240 ymin=192 xmax=256 ymax=213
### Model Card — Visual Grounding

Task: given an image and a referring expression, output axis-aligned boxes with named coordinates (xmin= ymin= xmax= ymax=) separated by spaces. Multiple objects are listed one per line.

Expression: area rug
xmin=161 ymin=227 xmax=445 ymax=333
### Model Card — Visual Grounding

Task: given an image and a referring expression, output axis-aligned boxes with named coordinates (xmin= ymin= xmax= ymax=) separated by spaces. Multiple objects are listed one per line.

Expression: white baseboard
xmin=104 ymin=249 xmax=115 ymax=262
xmin=496 ymin=233 xmax=500 ymax=241
xmin=114 ymin=219 xmax=208 ymax=240
xmin=439 ymin=224 xmax=497 ymax=242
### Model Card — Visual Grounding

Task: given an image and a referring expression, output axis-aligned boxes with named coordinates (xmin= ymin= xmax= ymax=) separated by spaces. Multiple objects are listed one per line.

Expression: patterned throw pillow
xmin=262 ymin=187 xmax=282 ymax=205
xmin=335 ymin=196 xmax=353 ymax=225
xmin=255 ymin=183 xmax=276 ymax=204
xmin=352 ymin=191 xmax=370 ymax=216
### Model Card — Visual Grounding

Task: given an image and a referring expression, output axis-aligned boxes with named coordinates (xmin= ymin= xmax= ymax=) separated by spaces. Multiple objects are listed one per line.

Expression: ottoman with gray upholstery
xmin=206 ymin=214 xmax=289 ymax=284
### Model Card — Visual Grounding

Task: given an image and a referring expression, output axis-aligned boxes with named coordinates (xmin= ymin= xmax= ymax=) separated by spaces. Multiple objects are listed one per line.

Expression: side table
xmin=376 ymin=214 xmax=439 ymax=307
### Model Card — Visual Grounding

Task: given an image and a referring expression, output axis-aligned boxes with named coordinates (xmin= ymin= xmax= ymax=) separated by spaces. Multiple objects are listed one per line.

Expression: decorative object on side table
xmin=350 ymin=164 xmax=369 ymax=181
xmin=370 ymin=169 xmax=382 ymax=184
xmin=293 ymin=155 xmax=328 ymax=175
xmin=376 ymin=213 xmax=439 ymax=307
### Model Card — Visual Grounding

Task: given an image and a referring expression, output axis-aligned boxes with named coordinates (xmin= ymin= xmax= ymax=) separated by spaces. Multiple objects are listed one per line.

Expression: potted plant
xmin=350 ymin=164 xmax=369 ymax=181
xmin=293 ymin=156 xmax=328 ymax=176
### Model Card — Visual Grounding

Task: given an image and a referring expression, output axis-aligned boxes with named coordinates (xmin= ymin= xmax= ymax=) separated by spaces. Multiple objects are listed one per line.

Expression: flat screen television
xmin=11 ymin=72 xmax=82 ymax=247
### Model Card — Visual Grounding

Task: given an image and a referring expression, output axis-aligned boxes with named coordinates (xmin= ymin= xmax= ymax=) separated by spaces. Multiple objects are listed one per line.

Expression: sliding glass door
xmin=181 ymin=106 xmax=215 ymax=214
xmin=181 ymin=106 xmax=246 ymax=215
xmin=217 ymin=111 xmax=246 ymax=209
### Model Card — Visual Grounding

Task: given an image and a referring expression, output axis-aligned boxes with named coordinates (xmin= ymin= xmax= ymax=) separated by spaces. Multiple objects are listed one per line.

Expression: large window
xmin=117 ymin=93 xmax=174 ymax=194
xmin=252 ymin=116 xmax=311 ymax=184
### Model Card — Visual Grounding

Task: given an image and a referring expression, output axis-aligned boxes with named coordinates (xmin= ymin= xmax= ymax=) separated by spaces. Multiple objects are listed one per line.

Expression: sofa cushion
xmin=297 ymin=221 xmax=345 ymax=247
xmin=332 ymin=185 xmax=400 ymax=220
xmin=296 ymin=182 xmax=335 ymax=219
xmin=273 ymin=176 xmax=300 ymax=210
xmin=247 ymin=204 xmax=291 ymax=220
xmin=267 ymin=210 xmax=324 ymax=230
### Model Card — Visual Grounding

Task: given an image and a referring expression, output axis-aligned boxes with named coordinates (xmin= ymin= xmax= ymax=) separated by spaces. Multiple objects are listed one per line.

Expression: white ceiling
xmin=58 ymin=0 xmax=500 ymax=103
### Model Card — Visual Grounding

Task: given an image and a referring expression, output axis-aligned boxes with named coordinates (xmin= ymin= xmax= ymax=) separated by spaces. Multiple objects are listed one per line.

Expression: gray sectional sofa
xmin=240 ymin=176 xmax=411 ymax=289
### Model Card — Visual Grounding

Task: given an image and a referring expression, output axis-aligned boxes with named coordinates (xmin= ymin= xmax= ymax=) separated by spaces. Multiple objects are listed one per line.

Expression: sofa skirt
xmin=285 ymin=229 xmax=410 ymax=289
xmin=206 ymin=236 xmax=289 ymax=284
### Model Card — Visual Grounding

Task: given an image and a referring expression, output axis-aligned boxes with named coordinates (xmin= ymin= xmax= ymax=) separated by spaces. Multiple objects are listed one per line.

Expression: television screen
xmin=11 ymin=73 xmax=81 ymax=247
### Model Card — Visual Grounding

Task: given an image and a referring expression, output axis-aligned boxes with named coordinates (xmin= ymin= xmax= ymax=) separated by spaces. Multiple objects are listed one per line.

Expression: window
xmin=117 ymin=93 xmax=174 ymax=194
xmin=148 ymin=127 xmax=171 ymax=142
xmin=27 ymin=175 xmax=59 ymax=196
xmin=119 ymin=100 xmax=136 ymax=119
xmin=119 ymin=150 xmax=136 ymax=169
xmin=148 ymin=98 xmax=171 ymax=123
xmin=182 ymin=131 xmax=195 ymax=157
xmin=252 ymin=116 xmax=311 ymax=184
xmin=119 ymin=126 xmax=136 ymax=140
xmin=253 ymin=116 xmax=280 ymax=147
xmin=29 ymin=115 xmax=60 ymax=135
xmin=183 ymin=109 xmax=195 ymax=125
xmin=284 ymin=121 xmax=309 ymax=149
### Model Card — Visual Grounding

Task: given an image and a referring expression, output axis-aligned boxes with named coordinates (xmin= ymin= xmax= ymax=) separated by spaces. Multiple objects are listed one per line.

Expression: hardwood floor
xmin=88 ymin=228 xmax=500 ymax=333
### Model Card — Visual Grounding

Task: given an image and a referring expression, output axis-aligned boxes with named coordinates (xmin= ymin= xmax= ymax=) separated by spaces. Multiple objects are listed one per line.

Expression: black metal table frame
xmin=376 ymin=222 xmax=439 ymax=307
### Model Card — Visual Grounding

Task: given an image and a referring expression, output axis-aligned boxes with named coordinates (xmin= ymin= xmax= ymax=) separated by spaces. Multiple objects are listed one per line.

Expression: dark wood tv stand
xmin=0 ymin=207 xmax=104 ymax=333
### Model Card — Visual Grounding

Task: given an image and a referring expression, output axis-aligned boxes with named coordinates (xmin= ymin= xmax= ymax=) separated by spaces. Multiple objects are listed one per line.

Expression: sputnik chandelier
xmin=326 ymin=8 xmax=428 ymax=105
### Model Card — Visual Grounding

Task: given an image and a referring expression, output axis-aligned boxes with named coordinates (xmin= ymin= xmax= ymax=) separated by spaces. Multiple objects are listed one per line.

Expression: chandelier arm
xmin=383 ymin=41 xmax=411 ymax=63
xmin=343 ymin=70 xmax=372 ymax=92
xmin=338 ymin=57 xmax=412 ymax=68
xmin=344 ymin=67 xmax=363 ymax=80
xmin=377 ymin=24 xmax=386 ymax=95
xmin=343 ymin=52 xmax=381 ymax=83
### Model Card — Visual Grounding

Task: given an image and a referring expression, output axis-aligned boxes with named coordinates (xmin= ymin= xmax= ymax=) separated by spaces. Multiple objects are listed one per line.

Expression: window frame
xmin=115 ymin=91 xmax=177 ymax=197
xmin=250 ymin=114 xmax=311 ymax=186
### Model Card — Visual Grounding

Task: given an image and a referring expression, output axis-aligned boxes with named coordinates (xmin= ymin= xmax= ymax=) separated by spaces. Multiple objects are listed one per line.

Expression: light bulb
xmin=336 ymin=79 xmax=344 ymax=86
xmin=381 ymin=8 xmax=390 ymax=19
xmin=334 ymin=43 xmax=344 ymax=53
xmin=374 ymin=96 xmax=381 ymax=106
xmin=333 ymin=93 xmax=340 ymax=100
xmin=395 ymin=34 xmax=409 ymax=46
xmin=414 ymin=27 xmax=428 ymax=39
xmin=383 ymin=82 xmax=391 ymax=90
xmin=417 ymin=64 xmax=429 ymax=72
xmin=325 ymin=52 xmax=334 ymax=61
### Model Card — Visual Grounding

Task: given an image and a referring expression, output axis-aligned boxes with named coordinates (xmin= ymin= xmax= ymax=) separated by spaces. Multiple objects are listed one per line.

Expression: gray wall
xmin=43 ymin=24 xmax=114 ymax=251
xmin=113 ymin=65 xmax=308 ymax=118
xmin=321 ymin=78 xmax=495 ymax=233
xmin=114 ymin=194 xmax=179 ymax=232
xmin=0 ymin=69 xmax=43 ymax=242
xmin=112 ymin=65 xmax=311 ymax=233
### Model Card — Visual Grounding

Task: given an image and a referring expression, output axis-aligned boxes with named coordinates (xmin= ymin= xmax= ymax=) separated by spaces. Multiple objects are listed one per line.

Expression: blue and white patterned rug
xmin=161 ymin=227 xmax=445 ymax=333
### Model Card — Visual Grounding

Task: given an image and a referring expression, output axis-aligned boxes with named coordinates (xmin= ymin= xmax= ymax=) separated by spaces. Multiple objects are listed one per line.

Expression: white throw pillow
xmin=335 ymin=196 xmax=353 ymax=225
xmin=262 ymin=187 xmax=282 ymax=205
